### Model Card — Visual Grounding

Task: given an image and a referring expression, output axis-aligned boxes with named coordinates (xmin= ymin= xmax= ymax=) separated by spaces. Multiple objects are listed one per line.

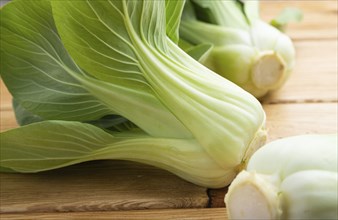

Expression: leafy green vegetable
xmin=0 ymin=0 xmax=266 ymax=188
xmin=225 ymin=134 xmax=337 ymax=219
xmin=0 ymin=0 xmax=112 ymax=121
xmin=0 ymin=0 xmax=191 ymax=138
xmin=12 ymin=100 xmax=43 ymax=126
xmin=180 ymin=0 xmax=297 ymax=98
xmin=1 ymin=120 xmax=232 ymax=187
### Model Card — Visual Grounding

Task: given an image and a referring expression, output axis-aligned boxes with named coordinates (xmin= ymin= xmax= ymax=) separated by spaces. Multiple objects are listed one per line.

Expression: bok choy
xmin=0 ymin=0 xmax=266 ymax=188
xmin=225 ymin=134 xmax=338 ymax=219
xmin=180 ymin=0 xmax=297 ymax=98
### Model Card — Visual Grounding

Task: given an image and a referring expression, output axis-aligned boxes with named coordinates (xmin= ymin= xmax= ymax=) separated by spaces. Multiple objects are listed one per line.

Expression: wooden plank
xmin=260 ymin=0 xmax=338 ymax=40
xmin=0 ymin=161 xmax=209 ymax=213
xmin=0 ymin=208 xmax=228 ymax=220
xmin=0 ymin=80 xmax=12 ymax=111
xmin=264 ymin=102 xmax=338 ymax=141
xmin=0 ymin=110 xmax=17 ymax=132
xmin=262 ymin=40 xmax=338 ymax=103
xmin=0 ymin=80 xmax=17 ymax=132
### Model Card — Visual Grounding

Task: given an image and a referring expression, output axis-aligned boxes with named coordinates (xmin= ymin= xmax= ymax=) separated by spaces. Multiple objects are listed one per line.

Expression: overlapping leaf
xmin=0 ymin=120 xmax=227 ymax=187
xmin=0 ymin=0 xmax=112 ymax=121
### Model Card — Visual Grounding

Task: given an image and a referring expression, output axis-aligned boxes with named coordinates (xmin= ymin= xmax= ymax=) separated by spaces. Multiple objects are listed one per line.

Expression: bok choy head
xmin=0 ymin=0 xmax=266 ymax=188
xmin=180 ymin=0 xmax=297 ymax=98
xmin=225 ymin=134 xmax=337 ymax=220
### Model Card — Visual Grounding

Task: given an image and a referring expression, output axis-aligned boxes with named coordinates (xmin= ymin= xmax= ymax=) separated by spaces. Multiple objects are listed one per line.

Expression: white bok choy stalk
xmin=225 ymin=134 xmax=338 ymax=219
xmin=180 ymin=0 xmax=297 ymax=98
xmin=0 ymin=0 xmax=266 ymax=188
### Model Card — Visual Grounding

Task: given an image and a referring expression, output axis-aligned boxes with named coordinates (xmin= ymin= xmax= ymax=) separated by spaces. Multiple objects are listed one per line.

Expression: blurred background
xmin=0 ymin=0 xmax=10 ymax=7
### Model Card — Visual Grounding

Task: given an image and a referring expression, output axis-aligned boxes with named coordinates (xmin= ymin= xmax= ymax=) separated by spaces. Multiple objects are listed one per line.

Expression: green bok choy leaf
xmin=0 ymin=0 xmax=266 ymax=188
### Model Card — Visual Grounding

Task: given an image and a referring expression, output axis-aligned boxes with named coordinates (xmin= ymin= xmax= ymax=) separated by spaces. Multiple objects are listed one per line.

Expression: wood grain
xmin=0 ymin=161 xmax=208 ymax=213
xmin=0 ymin=80 xmax=12 ymax=111
xmin=260 ymin=0 xmax=338 ymax=40
xmin=0 ymin=110 xmax=17 ymax=132
xmin=0 ymin=208 xmax=228 ymax=220
xmin=264 ymin=102 xmax=338 ymax=141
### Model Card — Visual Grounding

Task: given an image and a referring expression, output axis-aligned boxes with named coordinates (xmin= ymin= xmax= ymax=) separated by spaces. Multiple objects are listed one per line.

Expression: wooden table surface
xmin=0 ymin=1 xmax=337 ymax=219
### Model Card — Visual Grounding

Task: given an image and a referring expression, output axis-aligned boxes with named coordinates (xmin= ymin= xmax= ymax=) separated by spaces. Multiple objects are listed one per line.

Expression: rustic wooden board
xmin=264 ymin=102 xmax=338 ymax=141
xmin=0 ymin=161 xmax=208 ymax=213
xmin=0 ymin=208 xmax=228 ymax=220
xmin=0 ymin=80 xmax=12 ymax=111
xmin=260 ymin=0 xmax=338 ymax=40
xmin=0 ymin=109 xmax=17 ymax=132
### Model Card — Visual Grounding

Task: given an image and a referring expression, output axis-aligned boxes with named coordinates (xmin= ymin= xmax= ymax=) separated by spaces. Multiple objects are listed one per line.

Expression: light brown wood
xmin=264 ymin=103 xmax=338 ymax=141
xmin=0 ymin=161 xmax=208 ymax=213
xmin=0 ymin=110 xmax=17 ymax=132
xmin=0 ymin=80 xmax=12 ymax=111
xmin=260 ymin=0 xmax=338 ymax=40
xmin=0 ymin=80 xmax=16 ymax=132
xmin=0 ymin=208 xmax=228 ymax=220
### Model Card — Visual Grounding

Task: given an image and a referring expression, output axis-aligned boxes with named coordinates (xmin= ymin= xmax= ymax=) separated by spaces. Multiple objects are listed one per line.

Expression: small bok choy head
xmin=225 ymin=134 xmax=338 ymax=219
xmin=180 ymin=0 xmax=298 ymax=98
xmin=0 ymin=0 xmax=266 ymax=188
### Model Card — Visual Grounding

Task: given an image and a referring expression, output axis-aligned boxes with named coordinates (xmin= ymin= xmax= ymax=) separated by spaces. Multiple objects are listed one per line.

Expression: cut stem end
xmin=225 ymin=171 xmax=282 ymax=220
xmin=251 ymin=52 xmax=286 ymax=89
